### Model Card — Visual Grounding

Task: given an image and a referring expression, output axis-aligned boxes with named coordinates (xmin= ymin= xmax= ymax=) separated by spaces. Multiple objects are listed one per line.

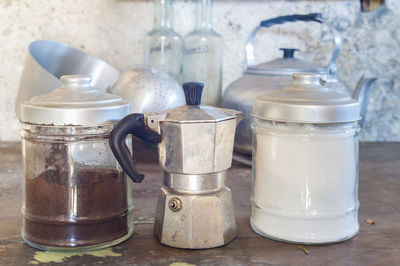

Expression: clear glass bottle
xmin=183 ymin=0 xmax=223 ymax=106
xmin=144 ymin=0 xmax=183 ymax=83
xmin=20 ymin=75 xmax=133 ymax=251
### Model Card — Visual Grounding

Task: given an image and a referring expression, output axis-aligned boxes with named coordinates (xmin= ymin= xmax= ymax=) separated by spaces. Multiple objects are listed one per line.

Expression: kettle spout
xmin=353 ymin=75 xmax=377 ymax=130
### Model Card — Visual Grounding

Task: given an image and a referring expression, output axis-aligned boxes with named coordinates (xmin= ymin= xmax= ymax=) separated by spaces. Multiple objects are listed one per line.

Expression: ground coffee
xmin=22 ymin=142 xmax=133 ymax=249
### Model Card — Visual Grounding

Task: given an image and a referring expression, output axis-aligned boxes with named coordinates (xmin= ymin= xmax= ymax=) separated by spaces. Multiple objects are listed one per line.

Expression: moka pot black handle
xmin=109 ymin=113 xmax=161 ymax=183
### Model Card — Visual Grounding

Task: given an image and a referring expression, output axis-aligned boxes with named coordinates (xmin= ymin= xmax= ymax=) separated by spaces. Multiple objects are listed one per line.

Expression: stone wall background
xmin=0 ymin=0 xmax=399 ymax=141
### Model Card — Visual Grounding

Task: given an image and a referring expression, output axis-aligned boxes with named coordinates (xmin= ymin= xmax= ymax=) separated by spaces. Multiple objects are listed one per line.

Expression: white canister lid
xmin=251 ymin=73 xmax=360 ymax=123
xmin=20 ymin=75 xmax=130 ymax=126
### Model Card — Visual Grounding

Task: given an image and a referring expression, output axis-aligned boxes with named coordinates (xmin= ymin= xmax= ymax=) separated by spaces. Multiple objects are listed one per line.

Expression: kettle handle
xmin=109 ymin=113 xmax=162 ymax=183
xmin=244 ymin=13 xmax=341 ymax=81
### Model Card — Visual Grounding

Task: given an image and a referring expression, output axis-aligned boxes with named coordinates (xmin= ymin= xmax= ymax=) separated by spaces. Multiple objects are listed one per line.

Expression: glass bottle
xmin=183 ymin=0 xmax=223 ymax=106
xmin=144 ymin=0 xmax=183 ymax=83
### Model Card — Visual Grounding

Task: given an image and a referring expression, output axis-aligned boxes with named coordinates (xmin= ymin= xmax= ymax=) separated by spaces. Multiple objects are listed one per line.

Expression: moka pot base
xmin=153 ymin=171 xmax=237 ymax=249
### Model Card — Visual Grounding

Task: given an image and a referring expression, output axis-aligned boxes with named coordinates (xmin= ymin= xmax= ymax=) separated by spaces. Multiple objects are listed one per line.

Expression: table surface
xmin=0 ymin=142 xmax=399 ymax=265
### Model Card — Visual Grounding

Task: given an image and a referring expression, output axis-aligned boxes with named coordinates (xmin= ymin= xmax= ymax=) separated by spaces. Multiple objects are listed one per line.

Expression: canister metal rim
xmin=20 ymin=103 xmax=130 ymax=126
xmin=250 ymin=101 xmax=361 ymax=124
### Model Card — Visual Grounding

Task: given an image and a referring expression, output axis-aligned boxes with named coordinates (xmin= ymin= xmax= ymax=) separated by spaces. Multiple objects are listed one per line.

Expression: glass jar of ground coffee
xmin=20 ymin=75 xmax=132 ymax=251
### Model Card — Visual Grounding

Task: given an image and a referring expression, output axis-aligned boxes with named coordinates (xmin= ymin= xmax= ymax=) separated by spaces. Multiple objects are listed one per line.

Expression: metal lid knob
xmin=60 ymin=75 xmax=92 ymax=89
xmin=183 ymin=82 xmax=204 ymax=105
xmin=280 ymin=48 xmax=299 ymax=58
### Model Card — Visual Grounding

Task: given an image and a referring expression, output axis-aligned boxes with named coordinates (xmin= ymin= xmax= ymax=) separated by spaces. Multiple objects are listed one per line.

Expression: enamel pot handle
xmin=109 ymin=113 xmax=161 ymax=183
xmin=244 ymin=13 xmax=341 ymax=81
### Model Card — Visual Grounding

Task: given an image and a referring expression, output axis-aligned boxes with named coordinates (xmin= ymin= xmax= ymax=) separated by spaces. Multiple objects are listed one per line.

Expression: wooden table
xmin=0 ymin=142 xmax=399 ymax=265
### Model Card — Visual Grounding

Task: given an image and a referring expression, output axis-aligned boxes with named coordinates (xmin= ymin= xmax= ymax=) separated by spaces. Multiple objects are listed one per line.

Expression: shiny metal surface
xmin=21 ymin=75 xmax=130 ymax=126
xmin=224 ymin=74 xmax=291 ymax=155
xmin=223 ymin=14 xmax=375 ymax=155
xmin=110 ymin=68 xmax=186 ymax=113
xmin=252 ymin=74 xmax=360 ymax=123
xmin=154 ymin=119 xmax=238 ymax=174
xmin=144 ymin=103 xmax=243 ymax=128
xmin=246 ymin=57 xmax=326 ymax=76
xmin=141 ymin=102 xmax=243 ymax=174
xmin=146 ymin=99 xmax=242 ymax=249
xmin=352 ymin=75 xmax=378 ymax=130
xmin=244 ymin=15 xmax=341 ymax=79
xmin=16 ymin=40 xmax=120 ymax=118
xmin=154 ymin=186 xmax=236 ymax=249
xmin=164 ymin=171 xmax=227 ymax=193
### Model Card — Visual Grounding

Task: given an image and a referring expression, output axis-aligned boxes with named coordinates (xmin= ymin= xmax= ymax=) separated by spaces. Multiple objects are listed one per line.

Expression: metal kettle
xmin=109 ymin=82 xmax=244 ymax=249
xmin=223 ymin=13 xmax=377 ymax=156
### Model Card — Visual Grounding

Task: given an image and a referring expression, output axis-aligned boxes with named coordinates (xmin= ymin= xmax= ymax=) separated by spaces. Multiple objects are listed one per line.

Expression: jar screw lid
xmin=251 ymin=72 xmax=360 ymax=123
xmin=20 ymin=75 xmax=130 ymax=126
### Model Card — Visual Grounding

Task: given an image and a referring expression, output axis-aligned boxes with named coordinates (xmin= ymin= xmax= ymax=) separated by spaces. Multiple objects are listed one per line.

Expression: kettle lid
xmin=247 ymin=48 xmax=326 ymax=76
xmin=20 ymin=75 xmax=130 ymax=126
xmin=251 ymin=73 xmax=360 ymax=123
xmin=163 ymin=82 xmax=239 ymax=123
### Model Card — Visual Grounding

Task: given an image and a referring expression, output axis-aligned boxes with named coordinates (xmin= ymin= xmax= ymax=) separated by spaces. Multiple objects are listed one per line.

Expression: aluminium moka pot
xmin=109 ymin=82 xmax=244 ymax=249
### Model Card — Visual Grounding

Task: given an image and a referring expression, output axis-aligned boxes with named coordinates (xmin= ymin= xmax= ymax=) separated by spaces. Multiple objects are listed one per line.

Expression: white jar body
xmin=251 ymin=118 xmax=360 ymax=244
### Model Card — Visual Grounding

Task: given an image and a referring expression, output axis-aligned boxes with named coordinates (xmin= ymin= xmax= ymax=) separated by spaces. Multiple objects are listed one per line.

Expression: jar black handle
xmin=109 ymin=113 xmax=161 ymax=183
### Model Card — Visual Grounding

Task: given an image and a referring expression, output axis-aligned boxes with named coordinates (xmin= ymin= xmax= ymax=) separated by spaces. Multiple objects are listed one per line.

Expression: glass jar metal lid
xmin=20 ymin=75 xmax=130 ymax=126
xmin=251 ymin=73 xmax=360 ymax=123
